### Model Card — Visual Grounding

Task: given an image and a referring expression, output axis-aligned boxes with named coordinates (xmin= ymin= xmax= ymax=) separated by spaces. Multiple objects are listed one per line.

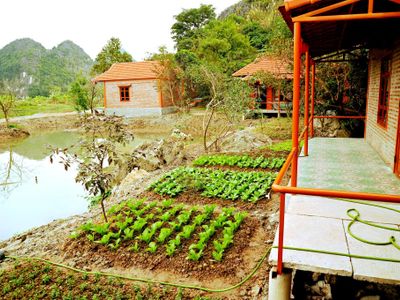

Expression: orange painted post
xmin=291 ymin=22 xmax=302 ymax=187
xmin=304 ymin=51 xmax=310 ymax=156
xmin=103 ymin=82 xmax=107 ymax=108
xmin=311 ymin=62 xmax=315 ymax=137
xmin=277 ymin=193 xmax=286 ymax=275
xmin=278 ymin=89 xmax=281 ymax=118
xmin=368 ymin=0 xmax=374 ymax=13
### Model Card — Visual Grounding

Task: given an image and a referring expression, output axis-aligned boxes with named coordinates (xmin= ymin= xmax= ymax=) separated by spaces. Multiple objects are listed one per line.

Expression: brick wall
xmin=105 ymin=79 xmax=162 ymax=109
xmin=366 ymin=40 xmax=400 ymax=168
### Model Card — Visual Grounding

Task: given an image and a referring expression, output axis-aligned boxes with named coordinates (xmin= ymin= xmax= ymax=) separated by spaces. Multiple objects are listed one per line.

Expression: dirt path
xmin=0 ymin=111 xmax=80 ymax=123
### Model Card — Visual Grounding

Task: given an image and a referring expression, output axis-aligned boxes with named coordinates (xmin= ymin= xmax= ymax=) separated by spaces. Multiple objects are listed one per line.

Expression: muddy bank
xmin=0 ymin=126 xmax=30 ymax=142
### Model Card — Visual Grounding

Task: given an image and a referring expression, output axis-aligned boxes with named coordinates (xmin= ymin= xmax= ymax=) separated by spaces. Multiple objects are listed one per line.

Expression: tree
xmin=242 ymin=21 xmax=270 ymax=51
xmin=314 ymin=53 xmax=368 ymax=136
xmin=187 ymin=63 xmax=251 ymax=151
xmin=91 ymin=37 xmax=133 ymax=75
xmin=69 ymin=75 xmax=101 ymax=113
xmin=195 ymin=16 xmax=256 ymax=74
xmin=0 ymin=91 xmax=15 ymax=128
xmin=171 ymin=4 xmax=216 ymax=51
xmin=50 ymin=113 xmax=133 ymax=222
xmin=151 ymin=46 xmax=190 ymax=112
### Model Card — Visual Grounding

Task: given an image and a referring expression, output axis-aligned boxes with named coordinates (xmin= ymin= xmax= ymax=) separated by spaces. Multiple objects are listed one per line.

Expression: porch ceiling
xmin=279 ymin=0 xmax=400 ymax=58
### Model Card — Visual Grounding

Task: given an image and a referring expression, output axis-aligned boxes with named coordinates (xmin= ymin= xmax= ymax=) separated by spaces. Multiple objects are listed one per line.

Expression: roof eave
xmin=94 ymin=77 xmax=158 ymax=83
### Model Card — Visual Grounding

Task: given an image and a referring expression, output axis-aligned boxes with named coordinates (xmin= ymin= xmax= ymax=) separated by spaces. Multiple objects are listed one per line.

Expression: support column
xmin=304 ymin=50 xmax=310 ymax=156
xmin=278 ymin=89 xmax=281 ymax=118
xmin=269 ymin=268 xmax=292 ymax=300
xmin=291 ymin=22 xmax=302 ymax=187
xmin=311 ymin=61 xmax=316 ymax=137
xmin=103 ymin=82 xmax=107 ymax=108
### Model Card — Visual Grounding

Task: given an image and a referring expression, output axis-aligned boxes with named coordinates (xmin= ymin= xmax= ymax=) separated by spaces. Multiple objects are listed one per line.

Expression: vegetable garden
xmin=148 ymin=167 xmax=276 ymax=202
xmin=193 ymin=155 xmax=285 ymax=170
xmin=57 ymin=151 xmax=287 ymax=298
xmin=73 ymin=199 xmax=247 ymax=262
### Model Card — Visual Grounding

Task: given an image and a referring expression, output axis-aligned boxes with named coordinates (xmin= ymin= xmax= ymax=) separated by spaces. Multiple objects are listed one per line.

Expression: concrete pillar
xmin=268 ymin=267 xmax=292 ymax=300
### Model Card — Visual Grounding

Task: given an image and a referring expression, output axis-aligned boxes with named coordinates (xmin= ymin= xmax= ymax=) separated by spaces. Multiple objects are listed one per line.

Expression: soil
xmin=142 ymin=190 xmax=279 ymax=214
xmin=0 ymin=260 xmax=196 ymax=300
xmin=0 ymin=113 xmax=287 ymax=299
xmin=61 ymin=217 xmax=267 ymax=282
xmin=0 ymin=126 xmax=30 ymax=142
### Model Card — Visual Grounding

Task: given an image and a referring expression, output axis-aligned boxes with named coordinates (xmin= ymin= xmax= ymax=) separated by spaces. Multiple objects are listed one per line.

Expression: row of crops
xmin=193 ymin=155 xmax=285 ymax=170
xmin=148 ymin=167 xmax=276 ymax=202
xmin=75 ymin=199 xmax=247 ymax=262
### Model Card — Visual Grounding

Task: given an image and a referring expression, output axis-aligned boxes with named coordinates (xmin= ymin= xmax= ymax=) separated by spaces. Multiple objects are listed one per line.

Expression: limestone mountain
xmin=0 ymin=38 xmax=93 ymax=97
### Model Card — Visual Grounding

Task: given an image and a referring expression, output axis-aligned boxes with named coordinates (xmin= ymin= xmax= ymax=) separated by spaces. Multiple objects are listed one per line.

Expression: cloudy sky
xmin=1 ymin=0 xmax=239 ymax=60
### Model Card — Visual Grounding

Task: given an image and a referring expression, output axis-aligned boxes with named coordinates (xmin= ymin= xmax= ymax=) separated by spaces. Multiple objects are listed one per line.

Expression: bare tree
xmin=188 ymin=64 xmax=251 ymax=152
xmin=153 ymin=47 xmax=189 ymax=112
xmin=0 ymin=92 xmax=15 ymax=127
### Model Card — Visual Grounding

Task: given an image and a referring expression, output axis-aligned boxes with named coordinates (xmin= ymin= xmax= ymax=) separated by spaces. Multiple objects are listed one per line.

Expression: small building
xmin=233 ymin=56 xmax=293 ymax=115
xmin=94 ymin=61 xmax=176 ymax=117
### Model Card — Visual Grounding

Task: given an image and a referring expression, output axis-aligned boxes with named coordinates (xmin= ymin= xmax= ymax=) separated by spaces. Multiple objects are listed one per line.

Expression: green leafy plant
xmin=148 ymin=167 xmax=277 ymax=202
xmin=146 ymin=242 xmax=158 ymax=253
xmin=187 ymin=249 xmax=203 ymax=261
xmin=129 ymin=241 xmax=140 ymax=252
xmin=158 ymin=228 xmax=173 ymax=243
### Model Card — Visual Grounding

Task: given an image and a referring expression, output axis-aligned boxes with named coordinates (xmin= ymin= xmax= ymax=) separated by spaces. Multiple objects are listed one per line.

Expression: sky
xmin=0 ymin=0 xmax=239 ymax=60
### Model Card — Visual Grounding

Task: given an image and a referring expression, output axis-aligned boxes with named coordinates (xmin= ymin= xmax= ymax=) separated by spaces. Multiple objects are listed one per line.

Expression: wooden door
xmin=266 ymin=87 xmax=274 ymax=110
xmin=395 ymin=107 xmax=400 ymax=177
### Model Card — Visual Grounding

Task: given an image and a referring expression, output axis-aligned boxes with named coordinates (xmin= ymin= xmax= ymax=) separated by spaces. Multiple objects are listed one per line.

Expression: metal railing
xmin=272 ymin=115 xmax=400 ymax=274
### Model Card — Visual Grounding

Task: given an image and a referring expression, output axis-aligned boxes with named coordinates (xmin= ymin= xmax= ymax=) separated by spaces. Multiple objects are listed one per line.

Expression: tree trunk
xmin=100 ymin=197 xmax=108 ymax=223
xmin=202 ymin=107 xmax=215 ymax=152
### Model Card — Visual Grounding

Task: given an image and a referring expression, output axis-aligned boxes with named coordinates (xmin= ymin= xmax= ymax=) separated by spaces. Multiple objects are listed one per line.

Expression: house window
xmin=377 ymin=57 xmax=391 ymax=127
xmin=119 ymin=86 xmax=130 ymax=102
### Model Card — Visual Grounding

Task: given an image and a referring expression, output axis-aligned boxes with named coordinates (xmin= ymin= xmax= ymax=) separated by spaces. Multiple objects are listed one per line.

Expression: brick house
xmin=366 ymin=43 xmax=400 ymax=172
xmin=233 ymin=56 xmax=293 ymax=114
xmin=94 ymin=61 xmax=176 ymax=117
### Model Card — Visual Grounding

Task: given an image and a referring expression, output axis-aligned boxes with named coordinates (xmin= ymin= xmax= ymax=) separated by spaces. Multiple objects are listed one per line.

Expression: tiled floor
xmin=269 ymin=138 xmax=400 ymax=285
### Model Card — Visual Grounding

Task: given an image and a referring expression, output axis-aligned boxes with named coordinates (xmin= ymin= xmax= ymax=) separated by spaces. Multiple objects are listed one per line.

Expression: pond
xmin=0 ymin=130 xmax=166 ymax=241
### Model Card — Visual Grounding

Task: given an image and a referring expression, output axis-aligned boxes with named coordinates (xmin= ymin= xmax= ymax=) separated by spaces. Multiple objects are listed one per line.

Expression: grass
xmin=255 ymin=117 xmax=294 ymax=140
xmin=0 ymin=96 xmax=75 ymax=119
xmin=262 ymin=139 xmax=305 ymax=152
xmin=0 ymin=261 xmax=214 ymax=299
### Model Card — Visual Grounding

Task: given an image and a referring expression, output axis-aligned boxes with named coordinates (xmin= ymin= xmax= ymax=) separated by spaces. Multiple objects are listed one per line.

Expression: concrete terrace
xmin=270 ymin=138 xmax=400 ymax=285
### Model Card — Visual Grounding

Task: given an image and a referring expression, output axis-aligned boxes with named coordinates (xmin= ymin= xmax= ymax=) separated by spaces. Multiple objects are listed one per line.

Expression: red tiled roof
xmin=232 ymin=56 xmax=293 ymax=79
xmin=94 ymin=61 xmax=161 ymax=82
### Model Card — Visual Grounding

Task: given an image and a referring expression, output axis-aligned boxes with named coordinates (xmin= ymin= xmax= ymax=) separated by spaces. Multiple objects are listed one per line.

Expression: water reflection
xmin=0 ymin=147 xmax=24 ymax=195
xmin=0 ymin=138 xmax=87 ymax=241
xmin=0 ymin=130 xmax=165 ymax=241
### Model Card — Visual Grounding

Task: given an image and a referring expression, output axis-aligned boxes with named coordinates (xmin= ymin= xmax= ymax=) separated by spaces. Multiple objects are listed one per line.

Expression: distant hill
xmin=219 ymin=1 xmax=252 ymax=19
xmin=0 ymin=38 xmax=93 ymax=97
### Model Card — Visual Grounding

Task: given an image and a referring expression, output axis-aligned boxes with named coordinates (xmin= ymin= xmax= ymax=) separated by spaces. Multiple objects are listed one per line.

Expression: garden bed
xmin=62 ymin=199 xmax=270 ymax=283
xmin=0 ymin=260 xmax=203 ymax=300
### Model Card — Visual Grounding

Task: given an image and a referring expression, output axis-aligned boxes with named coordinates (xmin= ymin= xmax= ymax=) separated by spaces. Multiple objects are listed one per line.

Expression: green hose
xmin=344 ymin=199 xmax=400 ymax=251
xmin=273 ymin=198 xmax=400 ymax=263
xmin=2 ymin=198 xmax=399 ymax=293
xmin=4 ymin=246 xmax=271 ymax=293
